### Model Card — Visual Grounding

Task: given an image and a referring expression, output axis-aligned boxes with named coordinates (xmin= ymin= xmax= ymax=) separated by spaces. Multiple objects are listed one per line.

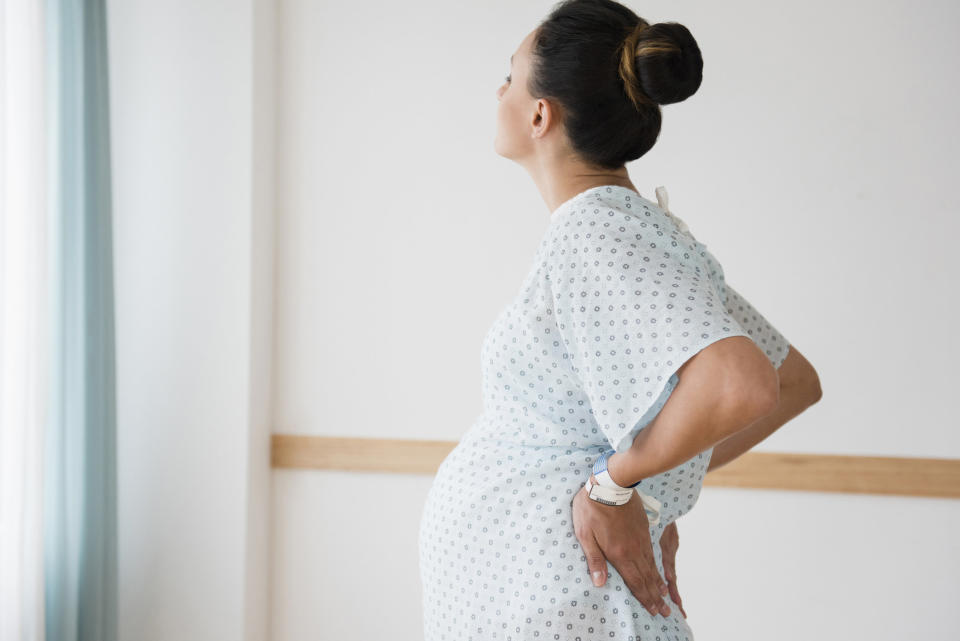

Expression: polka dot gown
xmin=419 ymin=185 xmax=790 ymax=640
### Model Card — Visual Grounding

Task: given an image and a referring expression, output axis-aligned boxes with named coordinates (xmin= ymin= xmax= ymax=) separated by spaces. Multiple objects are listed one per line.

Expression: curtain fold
xmin=0 ymin=0 xmax=118 ymax=639
xmin=43 ymin=0 xmax=117 ymax=640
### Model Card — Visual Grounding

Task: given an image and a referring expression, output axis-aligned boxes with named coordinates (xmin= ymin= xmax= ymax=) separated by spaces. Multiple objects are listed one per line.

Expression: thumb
xmin=580 ymin=532 xmax=608 ymax=587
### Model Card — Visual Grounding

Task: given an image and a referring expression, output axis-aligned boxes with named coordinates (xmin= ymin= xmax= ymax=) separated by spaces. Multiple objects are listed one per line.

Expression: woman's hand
xmin=572 ymin=475 xmax=672 ymax=618
xmin=659 ymin=521 xmax=688 ymax=619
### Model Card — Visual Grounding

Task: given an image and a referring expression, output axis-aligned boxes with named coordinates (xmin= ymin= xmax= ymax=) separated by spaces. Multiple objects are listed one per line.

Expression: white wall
xmin=109 ymin=1 xmax=275 ymax=640
xmin=270 ymin=0 xmax=960 ymax=639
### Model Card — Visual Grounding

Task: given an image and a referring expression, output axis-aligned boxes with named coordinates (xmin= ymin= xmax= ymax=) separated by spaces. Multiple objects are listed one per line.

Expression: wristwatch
xmin=584 ymin=448 xmax=663 ymax=525
xmin=584 ymin=448 xmax=637 ymax=505
xmin=584 ymin=475 xmax=634 ymax=506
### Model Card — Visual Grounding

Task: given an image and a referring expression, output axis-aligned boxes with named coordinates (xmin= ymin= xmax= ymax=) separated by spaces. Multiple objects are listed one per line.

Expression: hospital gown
xmin=419 ymin=184 xmax=790 ymax=640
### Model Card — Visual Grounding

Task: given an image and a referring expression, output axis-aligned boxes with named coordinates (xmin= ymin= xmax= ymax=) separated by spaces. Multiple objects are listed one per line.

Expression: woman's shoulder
xmin=545 ymin=192 xmax=705 ymax=277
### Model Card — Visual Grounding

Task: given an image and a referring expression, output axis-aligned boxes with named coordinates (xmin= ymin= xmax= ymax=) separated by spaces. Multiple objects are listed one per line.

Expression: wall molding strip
xmin=270 ymin=435 xmax=960 ymax=499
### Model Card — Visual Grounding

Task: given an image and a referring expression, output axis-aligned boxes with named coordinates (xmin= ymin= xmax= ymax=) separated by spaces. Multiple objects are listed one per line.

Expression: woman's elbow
xmin=741 ymin=364 xmax=782 ymax=418
xmin=727 ymin=342 xmax=782 ymax=420
xmin=805 ymin=370 xmax=823 ymax=405
xmin=777 ymin=345 xmax=822 ymax=406
xmin=687 ymin=336 xmax=782 ymax=431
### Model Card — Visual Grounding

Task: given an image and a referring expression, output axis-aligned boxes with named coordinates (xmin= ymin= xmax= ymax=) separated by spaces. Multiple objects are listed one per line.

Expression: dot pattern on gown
xmin=419 ymin=185 xmax=791 ymax=640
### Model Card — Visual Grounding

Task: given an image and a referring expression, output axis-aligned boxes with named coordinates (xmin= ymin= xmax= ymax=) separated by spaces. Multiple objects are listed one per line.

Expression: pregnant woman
xmin=418 ymin=1 xmax=823 ymax=639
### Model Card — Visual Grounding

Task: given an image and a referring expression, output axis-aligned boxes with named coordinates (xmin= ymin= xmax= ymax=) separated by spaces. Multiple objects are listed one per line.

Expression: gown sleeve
xmin=697 ymin=241 xmax=792 ymax=370
xmin=721 ymin=282 xmax=791 ymax=370
xmin=548 ymin=232 xmax=753 ymax=453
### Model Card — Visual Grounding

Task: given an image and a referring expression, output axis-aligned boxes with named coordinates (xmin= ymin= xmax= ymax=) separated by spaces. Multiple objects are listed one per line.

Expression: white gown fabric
xmin=419 ymin=184 xmax=790 ymax=640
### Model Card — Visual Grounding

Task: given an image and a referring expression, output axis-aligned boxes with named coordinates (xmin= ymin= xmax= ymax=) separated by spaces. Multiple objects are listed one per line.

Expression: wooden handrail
xmin=270 ymin=435 xmax=960 ymax=499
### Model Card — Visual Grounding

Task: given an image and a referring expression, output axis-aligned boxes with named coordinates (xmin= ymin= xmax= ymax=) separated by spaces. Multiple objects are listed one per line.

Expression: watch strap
xmin=584 ymin=475 xmax=633 ymax=506
xmin=584 ymin=476 xmax=665 ymax=525
xmin=592 ymin=448 xmax=641 ymax=489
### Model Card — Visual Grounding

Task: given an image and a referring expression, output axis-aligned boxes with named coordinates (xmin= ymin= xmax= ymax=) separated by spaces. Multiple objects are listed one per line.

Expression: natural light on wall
xmin=0 ymin=0 xmax=48 ymax=637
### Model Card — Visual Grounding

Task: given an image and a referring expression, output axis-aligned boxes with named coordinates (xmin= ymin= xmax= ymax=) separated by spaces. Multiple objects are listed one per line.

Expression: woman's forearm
xmin=705 ymin=383 xmax=820 ymax=472
xmin=605 ymin=348 xmax=821 ymax=488
xmin=605 ymin=352 xmax=779 ymax=488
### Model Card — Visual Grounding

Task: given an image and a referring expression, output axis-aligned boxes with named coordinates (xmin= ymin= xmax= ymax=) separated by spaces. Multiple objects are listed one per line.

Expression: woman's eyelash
xmin=504 ymin=75 xmax=511 ymax=83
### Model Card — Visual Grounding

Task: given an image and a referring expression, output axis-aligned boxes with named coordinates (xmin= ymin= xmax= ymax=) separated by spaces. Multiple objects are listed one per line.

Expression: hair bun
xmin=622 ymin=21 xmax=703 ymax=107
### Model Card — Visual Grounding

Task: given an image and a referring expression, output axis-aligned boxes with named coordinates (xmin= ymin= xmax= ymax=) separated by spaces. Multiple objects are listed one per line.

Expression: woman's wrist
xmin=607 ymin=450 xmax=643 ymax=488
xmin=584 ymin=472 xmax=634 ymax=505
xmin=587 ymin=448 xmax=640 ymax=506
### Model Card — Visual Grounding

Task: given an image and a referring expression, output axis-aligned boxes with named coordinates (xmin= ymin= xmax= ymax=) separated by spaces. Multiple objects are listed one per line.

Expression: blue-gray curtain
xmin=44 ymin=0 xmax=118 ymax=639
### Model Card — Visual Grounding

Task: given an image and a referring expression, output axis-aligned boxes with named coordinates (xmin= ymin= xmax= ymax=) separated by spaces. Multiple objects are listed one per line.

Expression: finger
xmin=663 ymin=565 xmax=676 ymax=582
xmin=667 ymin=578 xmax=686 ymax=619
xmin=617 ymin=559 xmax=668 ymax=618
xmin=668 ymin=580 xmax=683 ymax=610
xmin=644 ymin=570 xmax=671 ymax=617
xmin=650 ymin=565 xmax=669 ymax=598
xmin=609 ymin=559 xmax=650 ymax=614
xmin=645 ymin=563 xmax=671 ymax=616
xmin=579 ymin=532 xmax=608 ymax=587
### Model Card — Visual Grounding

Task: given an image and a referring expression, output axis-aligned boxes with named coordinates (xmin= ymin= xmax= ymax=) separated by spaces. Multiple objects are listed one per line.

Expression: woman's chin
xmin=493 ymin=136 xmax=503 ymax=157
xmin=492 ymin=137 xmax=516 ymax=161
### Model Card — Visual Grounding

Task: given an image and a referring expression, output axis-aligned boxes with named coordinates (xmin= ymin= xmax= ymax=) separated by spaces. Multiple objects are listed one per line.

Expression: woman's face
xmin=494 ymin=29 xmax=542 ymax=162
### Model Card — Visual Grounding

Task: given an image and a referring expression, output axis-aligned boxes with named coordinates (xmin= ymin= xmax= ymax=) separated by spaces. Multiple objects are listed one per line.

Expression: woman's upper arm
xmin=675 ymin=334 xmax=781 ymax=415
xmin=721 ymin=282 xmax=820 ymax=399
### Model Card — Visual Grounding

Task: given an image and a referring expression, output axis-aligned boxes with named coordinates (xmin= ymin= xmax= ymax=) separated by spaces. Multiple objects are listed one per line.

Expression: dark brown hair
xmin=528 ymin=0 xmax=703 ymax=169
